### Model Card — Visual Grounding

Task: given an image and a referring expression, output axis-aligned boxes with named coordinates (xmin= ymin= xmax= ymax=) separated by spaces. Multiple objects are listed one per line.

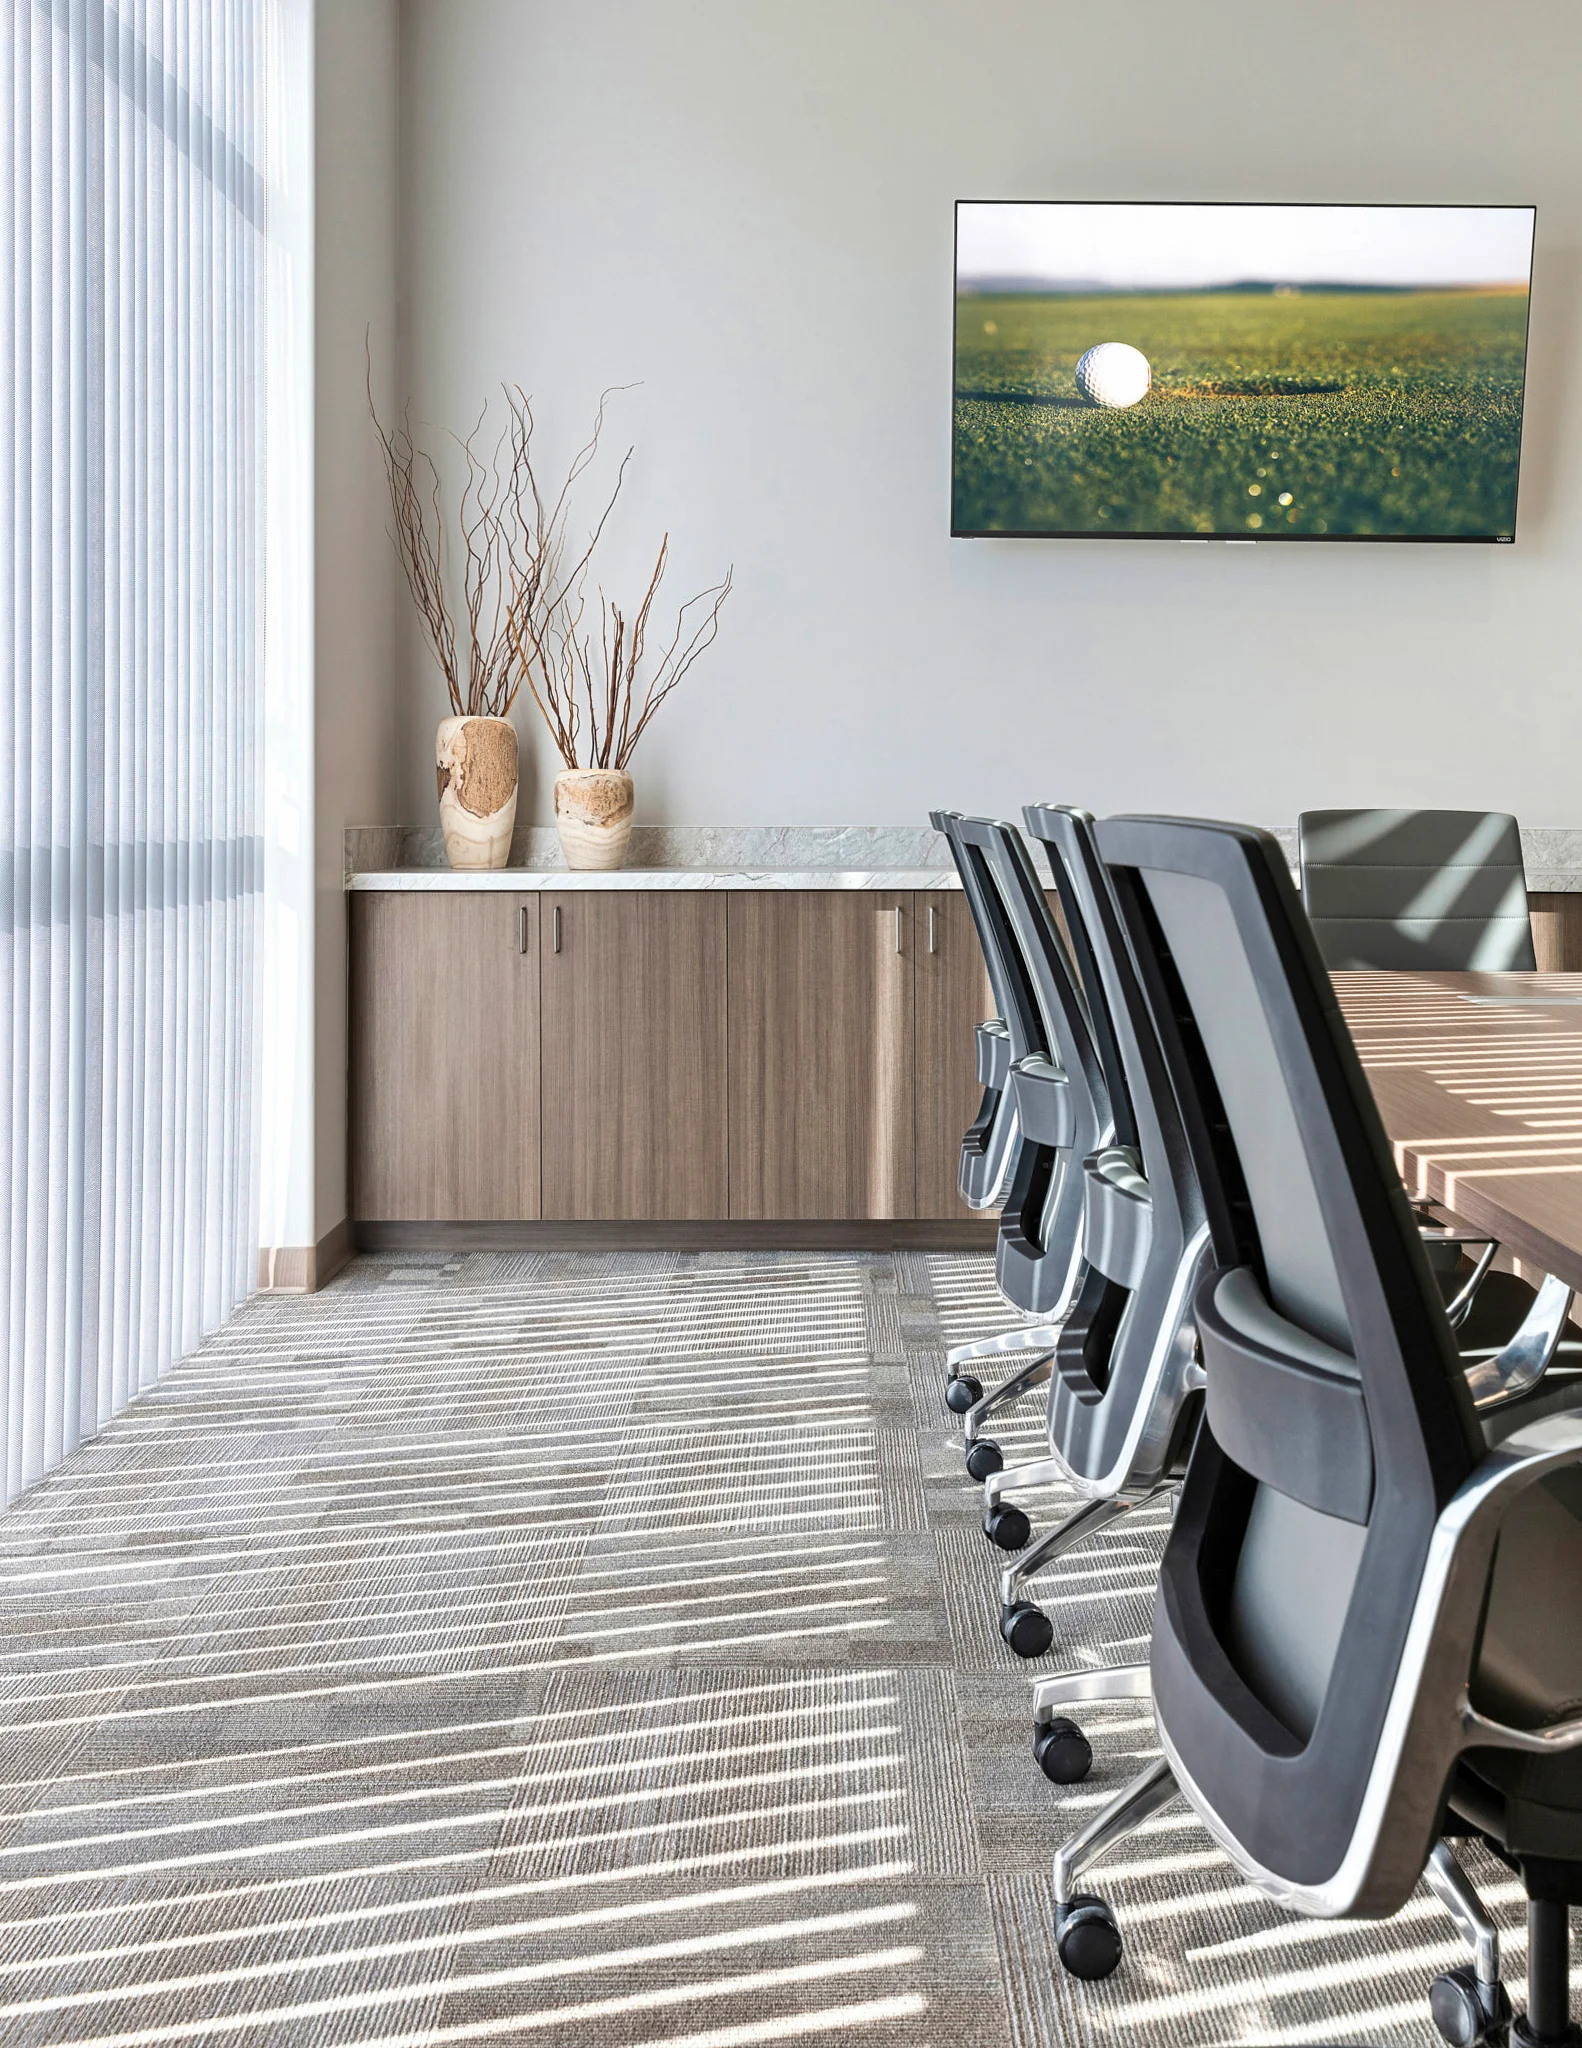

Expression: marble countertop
xmin=348 ymin=859 xmax=1582 ymax=895
xmin=343 ymin=823 xmax=1582 ymax=894
xmin=346 ymin=867 xmax=961 ymax=892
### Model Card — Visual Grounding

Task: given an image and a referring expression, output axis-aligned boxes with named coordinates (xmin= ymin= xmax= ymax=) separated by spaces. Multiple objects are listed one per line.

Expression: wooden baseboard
xmin=313 ymin=1217 xmax=353 ymax=1288
xmin=257 ymin=1217 xmax=354 ymax=1293
xmin=352 ymin=1218 xmax=999 ymax=1253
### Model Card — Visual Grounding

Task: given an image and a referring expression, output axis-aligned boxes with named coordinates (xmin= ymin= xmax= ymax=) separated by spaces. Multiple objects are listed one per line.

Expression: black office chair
xmin=1298 ymin=807 xmax=1536 ymax=972
xmin=930 ymin=811 xmax=1020 ymax=1217
xmin=931 ymin=816 xmax=1110 ymax=1475
xmin=1031 ymin=816 xmax=1580 ymax=2048
xmin=975 ymin=805 xmax=1212 ymax=1666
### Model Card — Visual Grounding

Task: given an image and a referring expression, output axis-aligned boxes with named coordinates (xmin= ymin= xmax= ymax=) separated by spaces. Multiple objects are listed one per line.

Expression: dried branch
xmin=614 ymin=558 xmax=734 ymax=769
xmin=554 ymin=534 xmax=734 ymax=774
xmin=371 ymin=363 xmax=735 ymax=769
xmin=370 ymin=341 xmax=554 ymax=722
xmin=499 ymin=387 xmax=639 ymax=761
xmin=368 ymin=343 xmax=461 ymax=715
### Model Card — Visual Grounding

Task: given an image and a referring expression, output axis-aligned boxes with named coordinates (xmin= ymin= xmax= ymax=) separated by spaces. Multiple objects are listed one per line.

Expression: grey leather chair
xmin=1299 ymin=808 xmax=1536 ymax=971
xmin=977 ymin=805 xmax=1213 ymax=1668
xmin=1302 ymin=804 xmax=1563 ymax=1346
xmin=1032 ymin=816 xmax=1581 ymax=2048
xmin=931 ymin=817 xmax=1110 ymax=1465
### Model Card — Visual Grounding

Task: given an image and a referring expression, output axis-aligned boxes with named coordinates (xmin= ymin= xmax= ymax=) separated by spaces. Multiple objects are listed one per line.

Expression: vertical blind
xmin=2 ymin=0 xmax=267 ymax=1503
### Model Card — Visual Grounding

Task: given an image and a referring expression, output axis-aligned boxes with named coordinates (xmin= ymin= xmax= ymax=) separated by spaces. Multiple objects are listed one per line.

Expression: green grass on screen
xmin=951 ymin=288 xmax=1529 ymax=537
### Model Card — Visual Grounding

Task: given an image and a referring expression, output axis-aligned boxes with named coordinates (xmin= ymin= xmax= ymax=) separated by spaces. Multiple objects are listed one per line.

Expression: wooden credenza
xmin=348 ymin=883 xmax=999 ymax=1243
xmin=348 ymin=881 xmax=1582 ymax=1245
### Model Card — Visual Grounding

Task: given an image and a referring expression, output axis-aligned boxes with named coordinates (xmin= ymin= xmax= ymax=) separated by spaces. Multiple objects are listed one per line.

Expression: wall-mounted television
xmin=952 ymin=201 xmax=1536 ymax=543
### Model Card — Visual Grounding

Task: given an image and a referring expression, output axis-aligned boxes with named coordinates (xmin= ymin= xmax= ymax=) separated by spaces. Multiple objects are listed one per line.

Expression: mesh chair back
xmin=931 ymin=810 xmax=1020 ymax=1209
xmin=949 ymin=817 xmax=1108 ymax=1318
xmin=1024 ymin=804 xmax=1211 ymax=1492
xmin=1096 ymin=813 xmax=1483 ymax=1895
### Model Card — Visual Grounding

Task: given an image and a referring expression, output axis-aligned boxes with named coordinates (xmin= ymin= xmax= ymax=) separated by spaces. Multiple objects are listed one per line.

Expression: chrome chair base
xmin=1049 ymin=1753 xmax=1180 ymax=1981
xmin=1029 ymin=1664 xmax=1153 ymax=1781
xmin=959 ymin=1349 xmax=1056 ymax=1483
xmin=998 ymin=1484 xmax=1168 ymax=1607
xmin=945 ymin=1322 xmax=1063 ymax=1477
xmin=978 ymin=1457 xmax=1176 ymax=1655
xmin=1032 ymin=1682 xmax=1547 ymax=2038
xmin=1025 ymin=1664 xmax=1179 ymax=1977
xmin=946 ymin=1321 xmax=1065 ymax=1371
xmin=1425 ymin=1843 xmax=1511 ymax=2046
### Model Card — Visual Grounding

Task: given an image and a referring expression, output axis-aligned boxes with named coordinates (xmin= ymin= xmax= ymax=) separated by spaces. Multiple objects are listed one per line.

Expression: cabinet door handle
xmin=519 ymin=906 xmax=529 ymax=955
xmin=895 ymin=905 xmax=903 ymax=955
xmin=553 ymin=905 xmax=562 ymax=954
xmin=928 ymin=905 xmax=937 ymax=953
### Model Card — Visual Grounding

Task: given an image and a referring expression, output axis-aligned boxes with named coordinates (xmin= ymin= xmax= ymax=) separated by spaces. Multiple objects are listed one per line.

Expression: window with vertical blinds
xmin=2 ymin=1 xmax=266 ymax=1503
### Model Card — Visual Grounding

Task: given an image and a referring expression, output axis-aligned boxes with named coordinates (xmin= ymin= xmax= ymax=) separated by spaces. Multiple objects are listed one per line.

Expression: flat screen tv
xmin=952 ymin=201 xmax=1536 ymax=542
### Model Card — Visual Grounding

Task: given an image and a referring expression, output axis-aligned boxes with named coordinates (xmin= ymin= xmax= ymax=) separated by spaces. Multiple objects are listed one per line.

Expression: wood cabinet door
xmin=728 ymin=892 xmax=915 ymax=1219
xmin=350 ymin=892 xmax=541 ymax=1220
xmin=914 ymin=890 xmax=997 ymax=1219
xmin=1529 ymin=894 xmax=1582 ymax=972
xmin=540 ymin=892 xmax=727 ymax=1220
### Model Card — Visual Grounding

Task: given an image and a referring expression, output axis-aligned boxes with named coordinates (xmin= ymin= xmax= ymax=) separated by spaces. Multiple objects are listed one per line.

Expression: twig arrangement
xmin=371 ymin=355 xmax=731 ymax=763
xmin=523 ymin=539 xmax=733 ymax=771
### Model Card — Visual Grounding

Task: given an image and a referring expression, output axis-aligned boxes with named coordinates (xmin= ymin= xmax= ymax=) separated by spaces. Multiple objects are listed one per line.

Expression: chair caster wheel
xmin=1056 ymin=1893 xmax=1122 ymax=1980
xmin=983 ymin=1504 xmax=1031 ymax=1551
xmin=1000 ymin=1601 xmax=1054 ymax=1659
xmin=945 ymin=1374 xmax=982 ymax=1414
xmin=1430 ymin=1967 xmax=1511 ymax=2048
xmin=965 ymin=1439 xmax=1004 ymax=1481
xmin=1034 ymin=1715 xmax=1092 ymax=1783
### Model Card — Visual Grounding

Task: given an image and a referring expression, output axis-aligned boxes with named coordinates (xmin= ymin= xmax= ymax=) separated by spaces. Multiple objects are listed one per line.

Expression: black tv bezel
xmin=950 ymin=197 xmax=1538 ymax=545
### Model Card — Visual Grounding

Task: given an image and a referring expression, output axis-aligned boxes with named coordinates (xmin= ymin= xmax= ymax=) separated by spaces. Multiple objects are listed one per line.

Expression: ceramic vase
xmin=436 ymin=715 xmax=518 ymax=870
xmin=554 ymin=767 xmax=634 ymax=871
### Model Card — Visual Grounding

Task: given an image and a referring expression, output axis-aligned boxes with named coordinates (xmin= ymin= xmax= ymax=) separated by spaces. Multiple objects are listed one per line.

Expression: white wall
xmin=315 ymin=0 xmax=402 ymax=1241
xmin=396 ymin=0 xmax=1582 ymax=833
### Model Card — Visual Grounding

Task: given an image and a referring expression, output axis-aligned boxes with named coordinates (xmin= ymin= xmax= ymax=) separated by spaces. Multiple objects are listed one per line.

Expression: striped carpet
xmin=0 ymin=1249 xmax=1553 ymax=2046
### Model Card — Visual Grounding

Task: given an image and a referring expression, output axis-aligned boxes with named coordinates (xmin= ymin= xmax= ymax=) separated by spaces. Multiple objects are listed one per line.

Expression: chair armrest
xmin=975 ymin=1019 xmax=1011 ymax=1090
xmin=1462 ymin=1272 xmax=1574 ymax=1412
xmin=1460 ymin=1698 xmax=1582 ymax=1757
xmin=1417 ymin=1228 xmax=1500 ymax=1329
xmin=1443 ymin=1241 xmax=1500 ymax=1330
xmin=1010 ymin=1055 xmax=1074 ymax=1148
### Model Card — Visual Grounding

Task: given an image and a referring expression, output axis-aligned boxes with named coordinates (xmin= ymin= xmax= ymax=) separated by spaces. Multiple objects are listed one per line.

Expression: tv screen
xmin=952 ymin=201 xmax=1536 ymax=542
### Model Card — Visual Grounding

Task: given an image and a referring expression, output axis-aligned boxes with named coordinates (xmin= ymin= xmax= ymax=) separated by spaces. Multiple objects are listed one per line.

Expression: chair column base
xmin=1521 ymin=1893 xmax=1576 ymax=2048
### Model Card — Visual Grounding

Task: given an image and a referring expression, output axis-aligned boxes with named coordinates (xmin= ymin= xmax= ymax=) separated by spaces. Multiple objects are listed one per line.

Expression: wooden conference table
xmin=1338 ymin=969 xmax=1582 ymax=1292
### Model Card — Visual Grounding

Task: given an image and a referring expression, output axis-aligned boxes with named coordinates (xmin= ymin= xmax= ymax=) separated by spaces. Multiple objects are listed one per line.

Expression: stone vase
xmin=554 ymin=767 xmax=634 ymax=871
xmin=436 ymin=715 xmax=519 ymax=870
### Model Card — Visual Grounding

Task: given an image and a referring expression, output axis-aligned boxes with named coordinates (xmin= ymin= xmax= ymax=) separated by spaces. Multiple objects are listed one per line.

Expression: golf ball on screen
xmin=1075 ymin=342 xmax=1151 ymax=409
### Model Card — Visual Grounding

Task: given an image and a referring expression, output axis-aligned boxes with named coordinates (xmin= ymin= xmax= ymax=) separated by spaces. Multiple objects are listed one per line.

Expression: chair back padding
xmin=1023 ymin=805 xmax=1212 ymax=1494
xmin=931 ymin=811 xmax=1021 ymax=1209
xmin=1095 ymin=814 xmax=1485 ymax=1895
xmin=1298 ymin=808 xmax=1535 ymax=971
xmin=947 ymin=816 xmax=1108 ymax=1318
